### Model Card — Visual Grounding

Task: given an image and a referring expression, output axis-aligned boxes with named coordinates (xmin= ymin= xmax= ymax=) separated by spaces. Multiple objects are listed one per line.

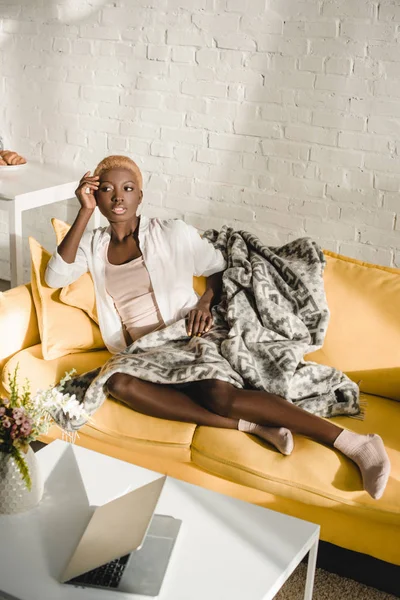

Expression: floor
xmin=32 ymin=441 xmax=47 ymax=453
xmin=0 ymin=279 xmax=11 ymax=292
xmin=275 ymin=562 xmax=397 ymax=600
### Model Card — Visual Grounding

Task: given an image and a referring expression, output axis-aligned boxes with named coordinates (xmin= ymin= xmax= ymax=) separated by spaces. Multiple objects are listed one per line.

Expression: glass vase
xmin=0 ymin=446 xmax=44 ymax=514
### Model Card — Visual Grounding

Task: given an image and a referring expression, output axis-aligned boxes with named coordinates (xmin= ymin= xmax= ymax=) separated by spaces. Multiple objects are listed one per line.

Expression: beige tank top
xmin=105 ymin=249 xmax=165 ymax=345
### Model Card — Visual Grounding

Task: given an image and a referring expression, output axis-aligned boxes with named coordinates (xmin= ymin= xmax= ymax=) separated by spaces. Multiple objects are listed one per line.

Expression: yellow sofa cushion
xmin=192 ymin=394 xmax=399 ymax=523
xmin=2 ymin=344 xmax=196 ymax=460
xmin=306 ymin=251 xmax=400 ymax=400
xmin=51 ymin=218 xmax=99 ymax=323
xmin=51 ymin=218 xmax=208 ymax=316
xmin=1 ymin=344 xmax=111 ymax=396
xmin=60 ymin=274 xmax=99 ymax=325
xmin=0 ymin=284 xmax=40 ymax=372
xmin=81 ymin=397 xmax=196 ymax=461
xmin=29 ymin=237 xmax=105 ymax=360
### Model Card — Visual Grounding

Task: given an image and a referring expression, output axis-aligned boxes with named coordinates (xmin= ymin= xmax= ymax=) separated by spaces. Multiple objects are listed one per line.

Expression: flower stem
xmin=10 ymin=445 xmax=32 ymax=490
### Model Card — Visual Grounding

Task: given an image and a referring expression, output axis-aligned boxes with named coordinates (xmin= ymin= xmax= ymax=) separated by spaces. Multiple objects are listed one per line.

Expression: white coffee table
xmin=0 ymin=162 xmax=101 ymax=287
xmin=0 ymin=441 xmax=319 ymax=599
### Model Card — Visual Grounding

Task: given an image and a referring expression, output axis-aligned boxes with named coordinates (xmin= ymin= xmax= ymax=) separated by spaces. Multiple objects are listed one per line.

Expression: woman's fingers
xmin=192 ymin=311 xmax=204 ymax=336
xmin=79 ymin=172 xmax=99 ymax=185
xmin=81 ymin=181 xmax=99 ymax=190
xmin=78 ymin=178 xmax=99 ymax=194
xmin=187 ymin=311 xmax=196 ymax=336
xmin=204 ymin=314 xmax=213 ymax=333
xmin=75 ymin=174 xmax=99 ymax=210
xmin=187 ymin=311 xmax=212 ymax=337
xmin=80 ymin=178 xmax=99 ymax=186
xmin=196 ymin=313 xmax=209 ymax=336
xmin=75 ymin=183 xmax=98 ymax=197
xmin=187 ymin=310 xmax=202 ymax=336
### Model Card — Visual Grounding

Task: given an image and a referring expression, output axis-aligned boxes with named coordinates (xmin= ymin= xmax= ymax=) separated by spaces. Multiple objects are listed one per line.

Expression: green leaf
xmin=21 ymin=378 xmax=31 ymax=407
xmin=59 ymin=368 xmax=77 ymax=388
xmin=10 ymin=445 xmax=32 ymax=491
xmin=8 ymin=364 xmax=20 ymax=408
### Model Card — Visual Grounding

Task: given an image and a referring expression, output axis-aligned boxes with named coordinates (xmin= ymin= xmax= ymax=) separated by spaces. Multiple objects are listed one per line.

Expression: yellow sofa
xmin=0 ymin=250 xmax=399 ymax=572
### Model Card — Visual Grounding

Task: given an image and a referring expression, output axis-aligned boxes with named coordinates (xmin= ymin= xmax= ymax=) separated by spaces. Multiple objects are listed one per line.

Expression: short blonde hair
xmin=94 ymin=155 xmax=143 ymax=190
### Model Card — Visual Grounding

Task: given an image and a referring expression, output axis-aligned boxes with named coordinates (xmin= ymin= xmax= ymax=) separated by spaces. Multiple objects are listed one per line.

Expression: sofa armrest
xmin=0 ymin=284 xmax=40 ymax=372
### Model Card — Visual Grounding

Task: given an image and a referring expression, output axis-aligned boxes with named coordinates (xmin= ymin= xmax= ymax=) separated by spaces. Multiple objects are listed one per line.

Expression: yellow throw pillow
xmin=51 ymin=218 xmax=98 ymax=323
xmin=29 ymin=237 xmax=105 ymax=360
xmin=52 ymin=217 xmax=70 ymax=242
xmin=52 ymin=218 xmax=208 ymax=306
xmin=306 ymin=251 xmax=400 ymax=400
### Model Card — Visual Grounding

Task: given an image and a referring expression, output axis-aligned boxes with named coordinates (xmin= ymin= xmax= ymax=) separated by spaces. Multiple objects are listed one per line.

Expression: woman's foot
xmin=333 ymin=430 xmax=391 ymax=500
xmin=238 ymin=420 xmax=294 ymax=455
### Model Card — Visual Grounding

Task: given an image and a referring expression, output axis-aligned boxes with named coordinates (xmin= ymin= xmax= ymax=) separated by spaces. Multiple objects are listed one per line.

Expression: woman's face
xmin=95 ymin=167 xmax=143 ymax=223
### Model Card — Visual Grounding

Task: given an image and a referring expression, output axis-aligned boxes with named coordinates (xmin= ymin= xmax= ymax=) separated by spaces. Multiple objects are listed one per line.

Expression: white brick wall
xmin=1 ymin=0 xmax=400 ymax=281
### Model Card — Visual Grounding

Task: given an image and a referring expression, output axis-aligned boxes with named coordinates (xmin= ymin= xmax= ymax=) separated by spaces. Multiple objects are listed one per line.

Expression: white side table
xmin=0 ymin=162 xmax=100 ymax=287
xmin=0 ymin=441 xmax=320 ymax=600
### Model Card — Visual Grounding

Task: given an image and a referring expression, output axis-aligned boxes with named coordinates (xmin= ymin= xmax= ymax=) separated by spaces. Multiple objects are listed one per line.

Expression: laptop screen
xmin=61 ymin=476 xmax=166 ymax=582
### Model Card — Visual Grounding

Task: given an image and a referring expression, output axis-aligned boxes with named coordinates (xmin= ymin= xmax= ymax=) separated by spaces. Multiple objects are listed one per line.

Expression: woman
xmin=46 ymin=155 xmax=390 ymax=500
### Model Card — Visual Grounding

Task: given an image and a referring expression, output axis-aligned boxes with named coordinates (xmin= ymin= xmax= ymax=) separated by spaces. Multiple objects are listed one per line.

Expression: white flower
xmin=61 ymin=398 xmax=86 ymax=420
xmin=30 ymin=369 xmax=87 ymax=426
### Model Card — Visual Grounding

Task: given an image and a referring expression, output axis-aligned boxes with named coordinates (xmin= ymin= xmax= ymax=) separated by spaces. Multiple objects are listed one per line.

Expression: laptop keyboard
xmin=67 ymin=554 xmax=130 ymax=589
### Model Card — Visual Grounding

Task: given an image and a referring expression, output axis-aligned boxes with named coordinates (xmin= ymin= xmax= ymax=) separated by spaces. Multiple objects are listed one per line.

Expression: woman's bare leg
xmin=186 ymin=380 xmax=341 ymax=445
xmin=189 ymin=380 xmax=390 ymax=499
xmin=105 ymin=374 xmax=294 ymax=455
xmin=105 ymin=373 xmax=238 ymax=429
xmin=235 ymin=390 xmax=342 ymax=444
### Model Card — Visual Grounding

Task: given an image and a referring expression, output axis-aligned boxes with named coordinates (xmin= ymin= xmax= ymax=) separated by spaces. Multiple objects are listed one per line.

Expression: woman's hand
xmin=75 ymin=171 xmax=99 ymax=211
xmin=186 ymin=301 xmax=213 ymax=337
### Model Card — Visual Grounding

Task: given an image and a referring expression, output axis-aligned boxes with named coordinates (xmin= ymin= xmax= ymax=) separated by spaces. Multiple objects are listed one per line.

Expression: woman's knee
xmin=105 ymin=372 xmax=135 ymax=398
xmin=197 ymin=379 xmax=235 ymax=417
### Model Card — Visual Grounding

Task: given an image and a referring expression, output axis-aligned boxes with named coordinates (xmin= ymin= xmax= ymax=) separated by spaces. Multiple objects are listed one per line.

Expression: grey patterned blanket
xmin=54 ymin=228 xmax=360 ymax=432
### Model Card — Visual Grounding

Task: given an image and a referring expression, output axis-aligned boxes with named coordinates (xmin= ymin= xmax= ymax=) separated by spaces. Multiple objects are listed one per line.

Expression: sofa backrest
xmin=3 ymin=252 xmax=400 ymax=400
xmin=0 ymin=284 xmax=40 ymax=384
xmin=307 ymin=252 xmax=400 ymax=375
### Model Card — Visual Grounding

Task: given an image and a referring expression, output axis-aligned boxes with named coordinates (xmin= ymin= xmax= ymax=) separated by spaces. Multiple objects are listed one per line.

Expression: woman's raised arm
xmin=45 ymin=172 xmax=99 ymax=288
xmin=57 ymin=172 xmax=99 ymax=263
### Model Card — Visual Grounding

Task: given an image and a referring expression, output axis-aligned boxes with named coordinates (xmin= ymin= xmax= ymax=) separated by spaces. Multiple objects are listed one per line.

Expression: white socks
xmin=238 ymin=424 xmax=390 ymax=499
xmin=238 ymin=420 xmax=294 ymax=456
xmin=334 ymin=430 xmax=391 ymax=500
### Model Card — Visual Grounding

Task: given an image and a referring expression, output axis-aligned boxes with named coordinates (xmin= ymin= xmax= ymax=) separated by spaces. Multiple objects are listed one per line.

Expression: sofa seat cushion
xmin=1 ymin=344 xmax=112 ymax=395
xmin=2 ymin=345 xmax=196 ymax=459
xmin=79 ymin=399 xmax=196 ymax=461
xmin=191 ymin=394 xmax=399 ymax=523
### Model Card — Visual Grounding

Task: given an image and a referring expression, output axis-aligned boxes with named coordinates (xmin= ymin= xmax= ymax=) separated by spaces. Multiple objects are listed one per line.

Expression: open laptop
xmin=61 ymin=476 xmax=182 ymax=597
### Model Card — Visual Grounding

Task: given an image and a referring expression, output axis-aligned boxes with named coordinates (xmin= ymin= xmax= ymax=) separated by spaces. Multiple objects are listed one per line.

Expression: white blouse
xmin=45 ymin=216 xmax=226 ymax=354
